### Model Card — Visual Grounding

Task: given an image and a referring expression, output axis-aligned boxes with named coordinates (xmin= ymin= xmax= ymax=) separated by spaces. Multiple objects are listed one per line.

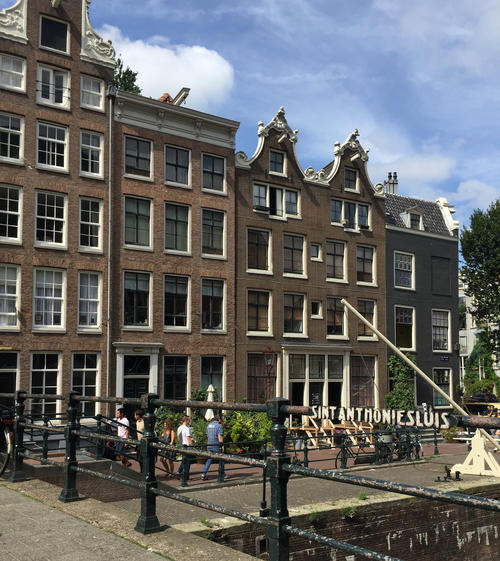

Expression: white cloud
xmin=100 ymin=25 xmax=234 ymax=111
xmin=454 ymin=180 xmax=500 ymax=207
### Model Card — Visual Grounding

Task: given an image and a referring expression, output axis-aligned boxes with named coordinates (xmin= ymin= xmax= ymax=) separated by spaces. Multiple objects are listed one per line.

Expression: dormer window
xmin=344 ymin=168 xmax=357 ymax=191
xmin=410 ymin=212 xmax=422 ymax=230
xmin=40 ymin=16 xmax=69 ymax=54
xmin=269 ymin=150 xmax=285 ymax=175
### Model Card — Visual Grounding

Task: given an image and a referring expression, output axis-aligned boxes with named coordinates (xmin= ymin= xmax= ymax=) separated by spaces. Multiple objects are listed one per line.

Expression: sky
xmin=4 ymin=0 xmax=500 ymax=231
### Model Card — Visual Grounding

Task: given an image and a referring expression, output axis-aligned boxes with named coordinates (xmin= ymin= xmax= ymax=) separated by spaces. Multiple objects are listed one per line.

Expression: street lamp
xmin=263 ymin=347 xmax=274 ymax=401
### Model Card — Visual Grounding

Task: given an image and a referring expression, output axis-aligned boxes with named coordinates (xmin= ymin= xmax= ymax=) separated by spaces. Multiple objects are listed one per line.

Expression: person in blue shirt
xmin=201 ymin=415 xmax=228 ymax=481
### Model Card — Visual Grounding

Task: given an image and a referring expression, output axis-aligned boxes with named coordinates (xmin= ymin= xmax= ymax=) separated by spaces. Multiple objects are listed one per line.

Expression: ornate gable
xmin=0 ymin=0 xmax=28 ymax=43
xmin=81 ymin=0 xmax=115 ymax=68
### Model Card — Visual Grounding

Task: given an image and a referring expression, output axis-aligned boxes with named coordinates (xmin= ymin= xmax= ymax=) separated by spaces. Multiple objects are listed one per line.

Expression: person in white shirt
xmin=114 ymin=408 xmax=131 ymax=467
xmin=177 ymin=415 xmax=194 ymax=483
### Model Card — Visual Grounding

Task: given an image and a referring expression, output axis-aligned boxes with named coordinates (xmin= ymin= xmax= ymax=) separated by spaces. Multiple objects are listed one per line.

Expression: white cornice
xmin=0 ymin=0 xmax=27 ymax=44
xmin=81 ymin=0 xmax=115 ymax=68
xmin=386 ymin=224 xmax=458 ymax=242
xmin=115 ymin=92 xmax=239 ymax=149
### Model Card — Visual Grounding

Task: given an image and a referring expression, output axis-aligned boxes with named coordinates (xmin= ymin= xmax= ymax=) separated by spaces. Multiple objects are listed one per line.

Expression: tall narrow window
xmin=285 ymin=190 xmax=298 ymax=215
xmin=31 ymin=353 xmax=59 ymax=416
xmin=78 ymin=272 xmax=100 ymax=329
xmin=79 ymin=198 xmax=101 ymax=251
xmin=201 ymin=279 xmax=224 ymax=330
xmin=247 ymin=229 xmax=269 ymax=271
xmin=283 ymin=293 xmax=304 ymax=334
xmin=37 ymin=122 xmax=67 ymax=170
xmin=80 ymin=76 xmax=104 ymax=110
xmin=283 ymin=234 xmax=304 ymax=275
xmin=72 ymin=353 xmax=98 ymax=416
xmin=164 ymin=275 xmax=189 ymax=329
xmin=357 ymin=299 xmax=375 ymax=337
xmin=202 ymin=154 xmax=224 ymax=192
xmin=35 ymin=191 xmax=66 ymax=247
xmin=37 ymin=65 xmax=69 ymax=108
xmin=0 ymin=265 xmax=19 ymax=328
xmin=344 ymin=202 xmax=356 ymax=228
xmin=0 ymin=53 xmax=25 ymax=91
xmin=356 ymin=246 xmax=374 ymax=283
xmin=40 ymin=16 xmax=69 ymax=53
xmin=326 ymin=241 xmax=345 ymax=280
xmin=164 ymin=356 xmax=188 ymax=400
xmin=201 ymin=356 xmax=223 ymax=397
xmin=247 ymin=290 xmax=270 ymax=333
xmin=394 ymin=252 xmax=413 ymax=289
xmin=80 ymin=131 xmax=102 ymax=176
xmin=358 ymin=204 xmax=369 ymax=228
xmin=165 ymin=203 xmax=189 ymax=253
xmin=124 ymin=196 xmax=151 ymax=248
xmin=0 ymin=185 xmax=21 ymax=242
xmin=432 ymin=310 xmax=450 ymax=351
xmin=432 ymin=368 xmax=450 ymax=406
xmin=344 ymin=168 xmax=357 ymax=190
xmin=125 ymin=137 xmax=151 ymax=178
xmin=327 ymin=297 xmax=344 ymax=336
xmin=0 ymin=113 xmax=23 ymax=162
xmin=123 ymin=272 xmax=150 ymax=327
xmin=165 ymin=145 xmax=189 ymax=186
xmin=330 ymin=199 xmax=342 ymax=223
xmin=33 ymin=269 xmax=64 ymax=329
xmin=269 ymin=150 xmax=284 ymax=174
xmin=202 ymin=209 xmax=224 ymax=256
xmin=395 ymin=306 xmax=414 ymax=349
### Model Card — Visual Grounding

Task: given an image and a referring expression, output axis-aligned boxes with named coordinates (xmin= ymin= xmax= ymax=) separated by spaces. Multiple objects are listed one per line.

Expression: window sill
xmin=80 ymin=172 xmax=104 ymax=181
xmin=202 ymin=188 xmax=227 ymax=196
xmin=201 ymin=329 xmax=227 ymax=335
xmin=165 ymin=181 xmax=191 ymax=190
xmin=39 ymin=45 xmax=71 ymax=57
xmin=122 ymin=326 xmax=153 ymax=332
xmin=358 ymin=336 xmax=378 ymax=342
xmin=79 ymin=247 xmax=104 ymax=255
xmin=34 ymin=242 xmax=67 ymax=251
xmin=311 ymin=257 xmax=323 ymax=263
xmin=283 ymin=333 xmax=308 ymax=339
xmin=343 ymin=227 xmax=360 ymax=234
xmin=124 ymin=173 xmax=154 ymax=182
xmin=0 ymin=239 xmax=22 ymax=246
xmin=80 ymin=104 xmax=105 ymax=113
xmin=287 ymin=215 xmax=302 ymax=220
xmin=356 ymin=282 xmax=377 ymax=288
xmin=394 ymin=286 xmax=415 ymax=291
xmin=283 ymin=273 xmax=307 ymax=279
xmin=202 ymin=254 xmax=227 ymax=261
xmin=0 ymin=158 xmax=24 ymax=166
xmin=0 ymin=326 xmax=20 ymax=332
xmin=123 ymin=245 xmax=154 ymax=252
xmin=326 ymin=335 xmax=349 ymax=341
xmin=164 ymin=327 xmax=191 ymax=334
xmin=164 ymin=250 xmax=191 ymax=257
xmin=268 ymin=171 xmax=287 ymax=178
xmin=246 ymin=331 xmax=274 ymax=337
xmin=398 ymin=347 xmax=416 ymax=352
xmin=246 ymin=269 xmax=273 ymax=276
xmin=0 ymin=85 xmax=26 ymax=94
xmin=432 ymin=350 xmax=451 ymax=354
xmin=35 ymin=164 xmax=69 ymax=174
xmin=326 ymin=278 xmax=348 ymax=284
xmin=36 ymin=100 xmax=71 ymax=112
xmin=32 ymin=327 xmax=66 ymax=333
xmin=77 ymin=328 xmax=102 ymax=335
xmin=311 ymin=315 xmax=323 ymax=320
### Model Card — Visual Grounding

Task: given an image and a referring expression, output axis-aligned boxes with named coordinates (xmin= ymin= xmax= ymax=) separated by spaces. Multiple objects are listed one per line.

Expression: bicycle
xmin=334 ymin=433 xmax=383 ymax=469
xmin=0 ymin=404 xmax=15 ymax=476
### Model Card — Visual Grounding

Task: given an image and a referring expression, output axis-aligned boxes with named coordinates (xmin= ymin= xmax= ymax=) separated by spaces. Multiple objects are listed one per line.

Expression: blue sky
xmin=4 ymin=0 xmax=500 ymax=230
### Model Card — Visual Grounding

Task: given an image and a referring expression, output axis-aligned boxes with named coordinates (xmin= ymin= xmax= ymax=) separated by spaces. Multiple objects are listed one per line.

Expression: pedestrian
xmin=114 ymin=408 xmax=131 ymax=467
xmin=201 ymin=415 xmax=228 ymax=481
xmin=134 ymin=409 xmax=145 ymax=468
xmin=160 ymin=419 xmax=177 ymax=478
xmin=177 ymin=415 xmax=194 ymax=483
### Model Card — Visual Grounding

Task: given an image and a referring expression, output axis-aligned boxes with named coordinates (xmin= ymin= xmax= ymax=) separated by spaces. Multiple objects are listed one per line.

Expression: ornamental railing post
xmin=266 ymin=397 xmax=291 ymax=561
xmin=95 ymin=414 xmax=103 ymax=460
xmin=135 ymin=393 xmax=160 ymax=534
xmin=10 ymin=390 xmax=27 ymax=482
xmin=59 ymin=392 xmax=80 ymax=502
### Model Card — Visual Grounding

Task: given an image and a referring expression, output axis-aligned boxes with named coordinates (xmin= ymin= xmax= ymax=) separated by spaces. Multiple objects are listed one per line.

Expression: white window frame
xmin=202 ymin=152 xmax=226 ymax=194
xmin=405 ymin=211 xmax=423 ymax=230
xmin=39 ymin=15 xmax=70 ymax=54
xmin=122 ymin=270 xmax=152 ymax=330
xmin=326 ymin=297 xmax=348 ymax=340
xmin=0 ymin=184 xmax=22 ymax=245
xmin=36 ymin=64 xmax=70 ymax=109
xmin=431 ymin=309 xmax=451 ymax=353
xmin=77 ymin=271 xmax=102 ymax=332
xmin=80 ymin=75 xmax=104 ymax=111
xmin=343 ymin=167 xmax=359 ymax=192
xmin=34 ymin=190 xmax=67 ymax=250
xmin=432 ymin=367 xmax=451 ymax=408
xmin=79 ymin=197 xmax=103 ymax=253
xmin=201 ymin=208 xmax=226 ymax=259
xmin=163 ymin=274 xmax=191 ymax=333
xmin=356 ymin=245 xmax=376 ymax=286
xmin=246 ymin=289 xmax=272 ymax=337
xmin=325 ymin=240 xmax=347 ymax=283
xmin=357 ymin=299 xmax=377 ymax=340
xmin=124 ymin=136 xmax=153 ymax=181
xmin=200 ymin=355 xmax=226 ymax=402
xmin=164 ymin=202 xmax=191 ymax=256
xmin=0 ymin=112 xmax=24 ymax=164
xmin=394 ymin=251 xmax=415 ymax=290
xmin=165 ymin=144 xmax=191 ymax=188
xmin=0 ymin=53 xmax=25 ymax=92
xmin=330 ymin=199 xmax=371 ymax=231
xmin=0 ymin=264 xmax=20 ymax=330
xmin=36 ymin=121 xmax=68 ymax=172
xmin=32 ymin=268 xmax=66 ymax=332
xmin=283 ymin=292 xmax=307 ymax=338
xmin=269 ymin=149 xmax=286 ymax=176
xmin=201 ymin=278 xmax=226 ymax=333
xmin=72 ymin=352 xmax=100 ymax=417
xmin=124 ymin=195 xmax=152 ymax=251
xmin=246 ymin=228 xmax=272 ymax=275
xmin=252 ymin=183 xmax=300 ymax=219
xmin=395 ymin=305 xmax=415 ymax=351
xmin=310 ymin=243 xmax=322 ymax=262
xmin=30 ymin=352 xmax=62 ymax=417
xmin=80 ymin=130 xmax=103 ymax=178
xmin=310 ymin=300 xmax=323 ymax=319
xmin=283 ymin=233 xmax=306 ymax=278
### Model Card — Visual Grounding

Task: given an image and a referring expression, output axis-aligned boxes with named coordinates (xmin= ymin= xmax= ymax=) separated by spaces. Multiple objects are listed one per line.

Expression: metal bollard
xmin=95 ymin=414 xmax=104 ymax=460
xmin=42 ymin=415 xmax=49 ymax=461
xmin=59 ymin=392 xmax=80 ymax=502
xmin=303 ymin=437 xmax=309 ymax=467
xmin=10 ymin=390 xmax=27 ymax=482
xmin=135 ymin=393 xmax=160 ymax=534
xmin=433 ymin=427 xmax=440 ymax=456
xmin=266 ymin=398 xmax=291 ymax=561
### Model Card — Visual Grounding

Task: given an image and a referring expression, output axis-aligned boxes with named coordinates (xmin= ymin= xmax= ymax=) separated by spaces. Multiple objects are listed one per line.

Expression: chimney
xmin=384 ymin=171 xmax=398 ymax=194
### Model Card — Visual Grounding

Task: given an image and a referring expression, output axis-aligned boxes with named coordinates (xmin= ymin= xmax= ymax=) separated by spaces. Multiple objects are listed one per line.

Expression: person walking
xmin=160 ymin=419 xmax=176 ymax=478
xmin=177 ymin=415 xmax=194 ymax=484
xmin=114 ymin=408 xmax=131 ymax=467
xmin=134 ymin=409 xmax=145 ymax=469
xmin=201 ymin=415 xmax=228 ymax=481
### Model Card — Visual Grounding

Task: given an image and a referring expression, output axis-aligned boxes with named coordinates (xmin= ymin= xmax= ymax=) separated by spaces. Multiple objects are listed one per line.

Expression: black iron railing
xmin=1 ymin=390 xmax=500 ymax=561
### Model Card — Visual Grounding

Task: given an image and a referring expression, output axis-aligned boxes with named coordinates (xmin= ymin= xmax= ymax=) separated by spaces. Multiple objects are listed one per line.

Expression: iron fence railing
xmin=1 ymin=390 xmax=500 ymax=561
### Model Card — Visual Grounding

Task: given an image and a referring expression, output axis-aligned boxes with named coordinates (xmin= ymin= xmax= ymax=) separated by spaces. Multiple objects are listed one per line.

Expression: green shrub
xmin=441 ymin=426 xmax=459 ymax=443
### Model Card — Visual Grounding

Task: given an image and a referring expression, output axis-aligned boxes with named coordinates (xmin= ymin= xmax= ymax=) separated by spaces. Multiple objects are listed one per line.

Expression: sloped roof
xmin=385 ymin=193 xmax=452 ymax=236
